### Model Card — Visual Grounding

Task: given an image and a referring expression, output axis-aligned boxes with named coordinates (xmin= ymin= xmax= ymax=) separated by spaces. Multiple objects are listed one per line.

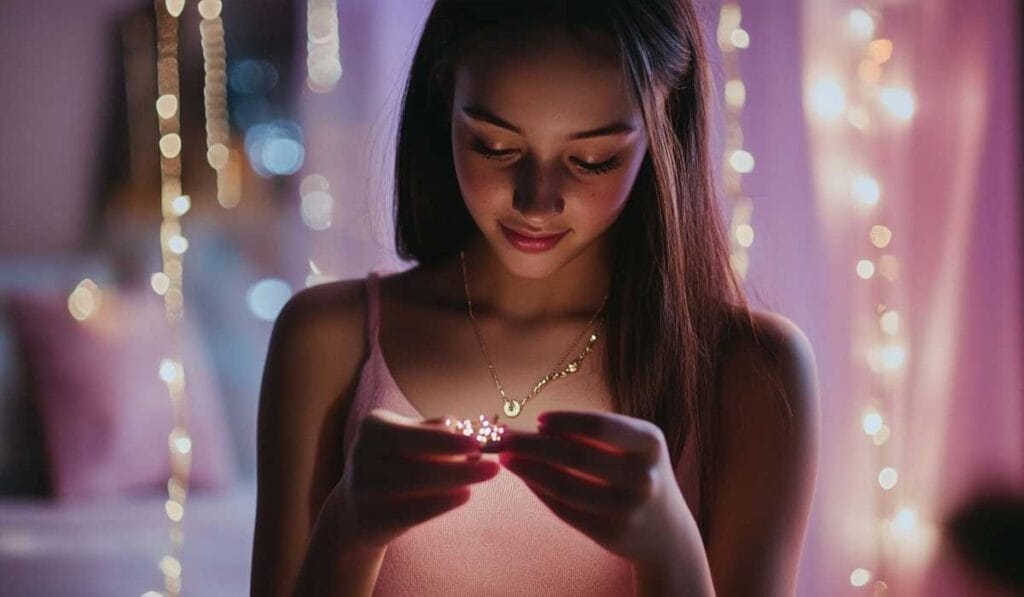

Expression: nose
xmin=512 ymin=157 xmax=565 ymax=223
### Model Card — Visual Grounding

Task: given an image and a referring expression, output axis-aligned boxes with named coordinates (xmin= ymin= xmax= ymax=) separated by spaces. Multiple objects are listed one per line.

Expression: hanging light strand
xmin=840 ymin=4 xmax=920 ymax=595
xmin=145 ymin=2 xmax=192 ymax=596
xmin=197 ymin=0 xmax=241 ymax=208
xmin=717 ymin=3 xmax=755 ymax=280
xmin=306 ymin=0 xmax=343 ymax=93
xmin=302 ymin=2 xmax=343 ymax=287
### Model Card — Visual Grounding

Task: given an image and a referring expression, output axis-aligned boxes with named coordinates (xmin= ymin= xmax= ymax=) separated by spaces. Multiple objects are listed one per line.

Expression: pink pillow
xmin=4 ymin=286 xmax=236 ymax=501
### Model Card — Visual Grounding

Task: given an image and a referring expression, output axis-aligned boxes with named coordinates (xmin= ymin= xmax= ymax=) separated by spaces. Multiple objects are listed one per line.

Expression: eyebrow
xmin=461 ymin=105 xmax=637 ymax=140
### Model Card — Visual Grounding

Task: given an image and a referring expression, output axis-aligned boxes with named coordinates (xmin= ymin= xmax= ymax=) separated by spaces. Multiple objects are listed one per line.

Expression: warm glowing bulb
xmin=852 ymin=175 xmax=881 ymax=206
xmin=301 ymin=190 xmax=334 ymax=231
xmin=308 ymin=5 xmax=340 ymax=43
xmin=890 ymin=507 xmax=917 ymax=534
xmin=730 ymin=28 xmax=750 ymax=49
xmin=155 ymin=94 xmax=178 ymax=119
xmin=880 ymin=344 xmax=906 ymax=370
xmin=725 ymin=79 xmax=746 ymax=108
xmin=848 ymin=9 xmax=876 ymax=39
xmin=68 ymin=279 xmax=101 ymax=321
xmin=856 ymin=259 xmax=875 ymax=279
xmin=862 ymin=411 xmax=883 ymax=435
xmin=300 ymin=174 xmax=330 ymax=197
xmin=159 ymin=555 xmax=182 ymax=579
xmin=165 ymin=499 xmax=185 ymax=522
xmin=197 ymin=0 xmax=222 ymax=19
xmin=869 ymin=39 xmax=894 ymax=64
xmin=879 ymin=87 xmax=916 ymax=121
xmin=810 ymin=78 xmax=846 ymax=121
xmin=207 ymin=143 xmax=229 ymax=170
xmin=870 ymin=225 xmax=892 ymax=248
xmin=174 ymin=435 xmax=192 ymax=455
xmin=735 ymin=224 xmax=754 ymax=248
xmin=308 ymin=56 xmax=343 ymax=93
xmin=729 ymin=150 xmax=755 ymax=173
xmin=879 ymin=467 xmax=898 ymax=490
xmin=850 ymin=568 xmax=872 ymax=587
xmin=165 ymin=0 xmax=185 ymax=17
xmin=159 ymin=359 xmax=179 ymax=383
xmin=159 ymin=133 xmax=183 ymax=159
xmin=171 ymin=195 xmax=191 ymax=216
xmin=151 ymin=272 xmax=171 ymax=295
xmin=168 ymin=235 xmax=189 ymax=255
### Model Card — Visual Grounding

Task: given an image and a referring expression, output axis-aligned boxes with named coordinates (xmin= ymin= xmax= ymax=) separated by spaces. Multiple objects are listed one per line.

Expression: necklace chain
xmin=459 ymin=250 xmax=608 ymax=418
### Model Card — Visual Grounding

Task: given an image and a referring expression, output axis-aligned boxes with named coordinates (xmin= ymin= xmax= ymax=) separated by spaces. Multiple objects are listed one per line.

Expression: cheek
xmin=571 ymin=181 xmax=631 ymax=230
xmin=571 ymin=155 xmax=646 ymax=229
xmin=452 ymin=143 xmax=511 ymax=214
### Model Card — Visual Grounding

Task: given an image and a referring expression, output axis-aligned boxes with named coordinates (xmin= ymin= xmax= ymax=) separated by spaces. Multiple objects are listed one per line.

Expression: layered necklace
xmin=459 ymin=250 xmax=608 ymax=418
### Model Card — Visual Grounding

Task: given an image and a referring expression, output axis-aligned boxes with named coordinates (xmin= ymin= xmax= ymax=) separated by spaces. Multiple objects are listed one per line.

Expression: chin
xmin=485 ymin=229 xmax=578 ymax=279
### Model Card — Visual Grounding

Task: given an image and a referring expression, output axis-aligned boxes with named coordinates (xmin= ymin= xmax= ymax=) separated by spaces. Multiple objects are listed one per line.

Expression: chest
xmin=377 ymin=297 xmax=614 ymax=434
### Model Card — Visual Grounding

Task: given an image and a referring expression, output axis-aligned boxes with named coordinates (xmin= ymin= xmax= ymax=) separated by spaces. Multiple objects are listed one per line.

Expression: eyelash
xmin=470 ymin=141 xmax=622 ymax=176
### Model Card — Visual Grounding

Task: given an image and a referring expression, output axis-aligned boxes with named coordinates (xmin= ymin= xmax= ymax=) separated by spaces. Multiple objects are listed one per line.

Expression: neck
xmin=455 ymin=230 xmax=614 ymax=325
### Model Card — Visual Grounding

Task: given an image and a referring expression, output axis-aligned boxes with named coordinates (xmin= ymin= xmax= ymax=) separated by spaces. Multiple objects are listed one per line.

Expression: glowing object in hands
xmin=445 ymin=414 xmax=506 ymax=447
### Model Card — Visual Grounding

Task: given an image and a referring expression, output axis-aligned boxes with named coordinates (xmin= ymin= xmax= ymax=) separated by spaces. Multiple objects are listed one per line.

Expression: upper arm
xmin=249 ymin=280 xmax=368 ymax=597
xmin=705 ymin=310 xmax=821 ymax=597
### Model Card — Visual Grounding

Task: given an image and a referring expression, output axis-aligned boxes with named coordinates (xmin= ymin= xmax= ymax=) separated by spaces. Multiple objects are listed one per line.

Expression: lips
xmin=500 ymin=223 xmax=568 ymax=253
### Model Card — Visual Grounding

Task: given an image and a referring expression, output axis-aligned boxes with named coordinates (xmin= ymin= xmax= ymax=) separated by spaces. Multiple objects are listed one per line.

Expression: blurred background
xmin=0 ymin=0 xmax=1020 ymax=595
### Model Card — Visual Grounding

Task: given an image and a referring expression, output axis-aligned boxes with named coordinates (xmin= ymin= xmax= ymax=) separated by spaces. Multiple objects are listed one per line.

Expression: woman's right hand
xmin=323 ymin=408 xmax=500 ymax=550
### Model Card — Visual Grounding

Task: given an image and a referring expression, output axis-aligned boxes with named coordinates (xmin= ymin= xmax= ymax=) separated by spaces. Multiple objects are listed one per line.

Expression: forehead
xmin=452 ymin=26 xmax=641 ymax=132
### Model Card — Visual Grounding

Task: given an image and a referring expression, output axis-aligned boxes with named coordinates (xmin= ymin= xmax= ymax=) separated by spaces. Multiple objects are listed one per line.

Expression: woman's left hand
xmin=498 ymin=410 xmax=697 ymax=564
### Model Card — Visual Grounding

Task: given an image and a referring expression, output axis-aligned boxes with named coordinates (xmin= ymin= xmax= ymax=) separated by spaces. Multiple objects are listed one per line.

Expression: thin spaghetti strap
xmin=364 ymin=271 xmax=382 ymax=348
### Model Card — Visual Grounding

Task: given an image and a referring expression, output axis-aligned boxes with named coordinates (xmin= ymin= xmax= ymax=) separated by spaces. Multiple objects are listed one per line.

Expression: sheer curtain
xmin=734 ymin=0 xmax=1023 ymax=594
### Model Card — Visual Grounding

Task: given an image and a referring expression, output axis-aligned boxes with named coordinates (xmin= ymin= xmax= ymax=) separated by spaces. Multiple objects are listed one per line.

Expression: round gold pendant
xmin=503 ymin=399 xmax=522 ymax=418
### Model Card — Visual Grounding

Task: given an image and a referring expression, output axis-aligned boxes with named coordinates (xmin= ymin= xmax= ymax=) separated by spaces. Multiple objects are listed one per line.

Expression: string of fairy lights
xmin=143 ymin=1 xmax=193 ymax=596
xmin=807 ymin=4 xmax=918 ymax=594
xmin=79 ymin=6 xmax=334 ymax=590
xmin=716 ymin=3 xmax=755 ymax=280
xmin=198 ymin=0 xmax=241 ymax=208
xmin=302 ymin=0 xmax=343 ymax=287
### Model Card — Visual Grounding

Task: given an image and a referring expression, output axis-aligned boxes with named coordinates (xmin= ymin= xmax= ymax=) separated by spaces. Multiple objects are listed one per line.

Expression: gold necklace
xmin=459 ymin=250 xmax=608 ymax=418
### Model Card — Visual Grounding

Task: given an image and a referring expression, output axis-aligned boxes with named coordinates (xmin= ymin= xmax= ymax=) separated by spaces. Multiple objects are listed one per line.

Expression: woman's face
xmin=451 ymin=26 xmax=649 ymax=279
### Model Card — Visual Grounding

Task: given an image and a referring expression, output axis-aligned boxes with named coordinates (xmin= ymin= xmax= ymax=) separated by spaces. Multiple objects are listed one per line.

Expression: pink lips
xmin=500 ymin=224 xmax=568 ymax=253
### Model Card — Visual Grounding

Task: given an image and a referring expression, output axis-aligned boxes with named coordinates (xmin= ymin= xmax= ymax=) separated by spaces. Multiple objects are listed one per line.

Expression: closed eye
xmin=570 ymin=155 xmax=622 ymax=176
xmin=471 ymin=140 xmax=623 ymax=177
xmin=470 ymin=141 xmax=518 ymax=161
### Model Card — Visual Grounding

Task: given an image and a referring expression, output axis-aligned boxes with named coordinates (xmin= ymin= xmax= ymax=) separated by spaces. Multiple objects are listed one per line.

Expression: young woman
xmin=250 ymin=1 xmax=820 ymax=595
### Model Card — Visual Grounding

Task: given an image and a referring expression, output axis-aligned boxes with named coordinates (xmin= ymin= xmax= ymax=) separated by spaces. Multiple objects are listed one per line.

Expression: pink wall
xmin=0 ymin=0 xmax=144 ymax=255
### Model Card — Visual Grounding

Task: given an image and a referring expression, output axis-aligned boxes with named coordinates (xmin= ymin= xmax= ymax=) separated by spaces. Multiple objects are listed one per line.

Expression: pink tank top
xmin=341 ymin=270 xmax=702 ymax=596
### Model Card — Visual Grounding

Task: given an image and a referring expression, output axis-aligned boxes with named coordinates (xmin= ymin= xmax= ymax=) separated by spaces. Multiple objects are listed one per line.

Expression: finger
xmin=537 ymin=411 xmax=662 ymax=464
xmin=500 ymin=453 xmax=643 ymax=513
xmin=356 ymin=455 xmax=499 ymax=495
xmin=501 ymin=433 xmax=650 ymax=490
xmin=480 ymin=428 xmax=530 ymax=453
xmin=360 ymin=410 xmax=482 ymax=457
xmin=530 ymin=488 xmax=620 ymax=546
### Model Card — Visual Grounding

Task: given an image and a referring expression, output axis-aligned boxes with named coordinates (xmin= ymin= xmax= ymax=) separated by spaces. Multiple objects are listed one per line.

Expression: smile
xmin=500 ymin=224 xmax=569 ymax=253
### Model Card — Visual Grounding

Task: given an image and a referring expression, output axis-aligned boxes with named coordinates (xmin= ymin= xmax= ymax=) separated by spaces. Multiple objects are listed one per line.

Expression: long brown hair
xmin=391 ymin=0 xmax=755 ymax=543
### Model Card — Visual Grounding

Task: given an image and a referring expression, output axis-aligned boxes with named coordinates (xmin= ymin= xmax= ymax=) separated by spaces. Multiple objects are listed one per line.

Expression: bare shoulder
xmin=717 ymin=307 xmax=820 ymax=432
xmin=250 ymin=275 xmax=373 ymax=597
xmin=704 ymin=307 xmax=821 ymax=595
xmin=273 ymin=277 xmax=369 ymax=355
